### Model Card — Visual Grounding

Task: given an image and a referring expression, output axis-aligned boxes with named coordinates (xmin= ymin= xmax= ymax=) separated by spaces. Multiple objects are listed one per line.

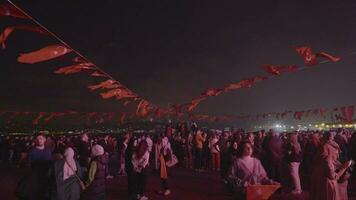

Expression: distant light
xmin=321 ymin=123 xmax=325 ymax=126
xmin=326 ymin=125 xmax=330 ymax=128
xmin=338 ymin=124 xmax=343 ymax=128
xmin=290 ymin=126 xmax=294 ymax=129
xmin=315 ymin=125 xmax=319 ymax=128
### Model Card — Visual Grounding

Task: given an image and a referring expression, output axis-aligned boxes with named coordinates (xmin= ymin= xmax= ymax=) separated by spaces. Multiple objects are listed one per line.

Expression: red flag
xmin=18 ymin=44 xmax=72 ymax=64
xmin=319 ymin=108 xmax=327 ymax=117
xmin=304 ymin=109 xmax=312 ymax=118
xmin=119 ymin=112 xmax=127 ymax=123
xmin=123 ymin=100 xmax=130 ymax=106
xmin=90 ymin=71 xmax=107 ymax=77
xmin=0 ymin=25 xmax=49 ymax=49
xmin=317 ymin=52 xmax=341 ymax=62
xmin=100 ymin=88 xmax=136 ymax=100
xmin=295 ymin=46 xmax=340 ymax=66
xmin=44 ymin=112 xmax=65 ymax=123
xmin=85 ymin=112 xmax=97 ymax=121
xmin=262 ymin=64 xmax=299 ymax=76
xmin=226 ymin=76 xmax=268 ymax=90
xmin=55 ymin=62 xmax=94 ymax=75
xmin=106 ymin=112 xmax=116 ymax=121
xmin=171 ymin=104 xmax=183 ymax=118
xmin=187 ymin=96 xmax=206 ymax=113
xmin=281 ymin=111 xmax=291 ymax=118
xmin=0 ymin=4 xmax=30 ymax=19
xmin=312 ymin=109 xmax=319 ymax=115
xmin=32 ymin=112 xmax=46 ymax=125
xmin=154 ymin=108 xmax=168 ymax=118
xmin=72 ymin=56 xmax=86 ymax=63
xmin=294 ymin=111 xmax=305 ymax=120
xmin=88 ymin=80 xmax=117 ymax=91
xmin=200 ymin=88 xmax=223 ymax=97
xmin=136 ymin=100 xmax=153 ymax=117
xmin=295 ymin=46 xmax=317 ymax=65
xmin=340 ymin=106 xmax=354 ymax=123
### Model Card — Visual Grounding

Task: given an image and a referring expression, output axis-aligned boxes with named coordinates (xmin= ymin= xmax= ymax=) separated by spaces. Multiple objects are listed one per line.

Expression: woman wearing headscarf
xmin=131 ymin=140 xmax=150 ymax=200
xmin=310 ymin=131 xmax=353 ymax=200
xmin=157 ymin=136 xmax=174 ymax=196
xmin=228 ymin=141 xmax=279 ymax=198
xmin=52 ymin=147 xmax=82 ymax=200
xmin=84 ymin=144 xmax=108 ymax=200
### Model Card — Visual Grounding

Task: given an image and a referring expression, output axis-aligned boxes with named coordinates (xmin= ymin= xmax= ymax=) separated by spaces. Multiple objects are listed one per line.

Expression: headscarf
xmin=63 ymin=147 xmax=77 ymax=180
xmin=320 ymin=140 xmax=340 ymax=161
xmin=91 ymin=144 xmax=104 ymax=157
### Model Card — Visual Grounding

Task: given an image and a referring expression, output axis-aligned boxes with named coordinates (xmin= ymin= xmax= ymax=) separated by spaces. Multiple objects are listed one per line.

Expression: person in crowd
xmin=84 ymin=144 xmax=108 ymax=200
xmin=262 ymin=129 xmax=283 ymax=182
xmin=220 ymin=131 xmax=231 ymax=183
xmin=209 ymin=133 xmax=220 ymax=171
xmin=284 ymin=132 xmax=302 ymax=194
xmin=194 ymin=130 xmax=206 ymax=172
xmin=118 ymin=134 xmax=129 ymax=176
xmin=78 ymin=133 xmax=91 ymax=176
xmin=132 ymin=140 xmax=150 ymax=200
xmin=186 ymin=132 xmax=194 ymax=169
xmin=302 ymin=132 xmax=320 ymax=174
xmin=335 ymin=129 xmax=349 ymax=162
xmin=310 ymin=132 xmax=353 ymax=200
xmin=157 ymin=136 xmax=174 ymax=196
xmin=16 ymin=134 xmax=52 ymax=200
xmin=52 ymin=147 xmax=83 ymax=200
xmin=228 ymin=141 xmax=279 ymax=198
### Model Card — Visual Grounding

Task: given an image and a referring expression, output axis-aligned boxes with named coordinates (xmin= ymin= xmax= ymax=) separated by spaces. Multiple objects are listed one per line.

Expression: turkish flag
xmin=44 ymin=112 xmax=65 ymax=123
xmin=18 ymin=44 xmax=72 ymax=64
xmin=262 ymin=64 xmax=299 ymax=76
xmin=119 ymin=112 xmax=127 ymax=123
xmin=154 ymin=108 xmax=168 ymax=118
xmin=55 ymin=62 xmax=94 ymax=75
xmin=295 ymin=46 xmax=317 ymax=65
xmin=171 ymin=104 xmax=184 ymax=118
xmin=340 ymin=106 xmax=354 ymax=123
xmin=32 ymin=112 xmax=46 ymax=125
xmin=0 ymin=25 xmax=49 ymax=49
xmin=295 ymin=46 xmax=340 ymax=66
xmin=90 ymin=71 xmax=107 ymax=77
xmin=0 ymin=4 xmax=30 ymax=19
xmin=200 ymin=88 xmax=223 ymax=97
xmin=136 ymin=100 xmax=153 ymax=117
xmin=224 ymin=77 xmax=267 ymax=91
xmin=97 ymin=87 xmax=136 ymax=100
xmin=319 ymin=108 xmax=327 ymax=117
xmin=187 ymin=96 xmax=206 ymax=112
xmin=85 ymin=112 xmax=97 ymax=121
xmin=294 ymin=111 xmax=305 ymax=120
xmin=317 ymin=52 xmax=341 ymax=62
xmin=88 ymin=80 xmax=118 ymax=91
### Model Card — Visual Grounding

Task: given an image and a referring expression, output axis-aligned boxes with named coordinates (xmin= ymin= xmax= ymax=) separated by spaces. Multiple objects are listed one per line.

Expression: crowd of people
xmin=0 ymin=122 xmax=356 ymax=200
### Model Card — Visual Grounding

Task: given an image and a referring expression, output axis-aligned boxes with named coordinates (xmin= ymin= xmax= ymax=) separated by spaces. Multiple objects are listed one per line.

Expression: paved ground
xmin=0 ymin=164 xmax=355 ymax=200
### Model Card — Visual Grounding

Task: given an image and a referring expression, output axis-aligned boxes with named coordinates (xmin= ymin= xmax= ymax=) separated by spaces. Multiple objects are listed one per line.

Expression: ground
xmin=0 ymin=164 xmax=355 ymax=200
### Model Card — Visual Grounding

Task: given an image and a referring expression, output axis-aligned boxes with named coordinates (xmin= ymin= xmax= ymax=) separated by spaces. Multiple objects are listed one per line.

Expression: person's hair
xmin=237 ymin=141 xmax=252 ymax=158
xmin=35 ymin=133 xmax=45 ymax=138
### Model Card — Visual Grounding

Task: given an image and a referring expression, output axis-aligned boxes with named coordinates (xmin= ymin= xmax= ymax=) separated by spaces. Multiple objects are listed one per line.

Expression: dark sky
xmin=1 ymin=0 xmax=356 ymax=126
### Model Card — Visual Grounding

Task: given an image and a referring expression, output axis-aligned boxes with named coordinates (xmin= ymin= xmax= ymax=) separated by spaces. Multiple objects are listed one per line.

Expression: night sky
xmin=1 ymin=0 xmax=356 ymax=126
